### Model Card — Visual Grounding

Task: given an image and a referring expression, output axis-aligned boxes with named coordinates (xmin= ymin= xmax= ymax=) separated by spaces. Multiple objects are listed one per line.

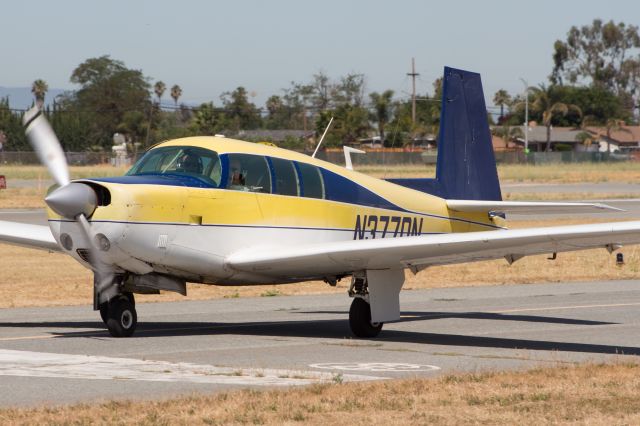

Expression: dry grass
xmin=360 ymin=162 xmax=640 ymax=183
xmin=0 ymin=165 xmax=128 ymax=180
xmin=0 ymin=218 xmax=636 ymax=309
xmin=0 ymin=187 xmax=47 ymax=208
xmin=503 ymin=192 xmax=638 ymax=201
xmin=2 ymin=162 xmax=640 ymax=183
xmin=2 ymin=362 xmax=640 ymax=424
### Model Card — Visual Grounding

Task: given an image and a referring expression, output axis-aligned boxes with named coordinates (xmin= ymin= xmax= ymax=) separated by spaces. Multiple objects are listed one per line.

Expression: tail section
xmin=388 ymin=67 xmax=502 ymax=201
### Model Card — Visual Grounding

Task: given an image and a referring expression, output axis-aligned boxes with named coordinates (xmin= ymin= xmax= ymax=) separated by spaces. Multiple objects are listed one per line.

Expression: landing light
xmin=94 ymin=233 xmax=110 ymax=252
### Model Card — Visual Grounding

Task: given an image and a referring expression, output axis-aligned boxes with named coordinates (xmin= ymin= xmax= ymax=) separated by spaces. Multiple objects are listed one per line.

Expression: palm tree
xmin=31 ymin=79 xmax=48 ymax=108
xmin=493 ymin=89 xmax=511 ymax=120
xmin=170 ymin=84 xmax=182 ymax=106
xmin=529 ymin=85 xmax=582 ymax=152
xmin=369 ymin=90 xmax=394 ymax=143
xmin=154 ymin=81 xmax=166 ymax=105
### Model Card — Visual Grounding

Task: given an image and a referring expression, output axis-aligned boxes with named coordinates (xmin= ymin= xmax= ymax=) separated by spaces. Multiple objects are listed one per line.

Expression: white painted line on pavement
xmin=310 ymin=362 xmax=440 ymax=372
xmin=0 ymin=349 xmax=383 ymax=385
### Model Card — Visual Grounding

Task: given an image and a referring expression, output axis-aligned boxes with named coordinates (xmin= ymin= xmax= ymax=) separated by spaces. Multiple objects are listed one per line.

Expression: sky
xmin=1 ymin=0 xmax=639 ymax=109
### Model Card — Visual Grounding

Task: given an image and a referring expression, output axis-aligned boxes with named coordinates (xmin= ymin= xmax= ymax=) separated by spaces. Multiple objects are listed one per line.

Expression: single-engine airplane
xmin=2 ymin=67 xmax=640 ymax=338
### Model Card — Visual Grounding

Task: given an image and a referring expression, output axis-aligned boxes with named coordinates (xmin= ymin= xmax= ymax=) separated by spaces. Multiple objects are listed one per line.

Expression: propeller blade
xmin=76 ymin=214 xmax=118 ymax=303
xmin=22 ymin=106 xmax=70 ymax=187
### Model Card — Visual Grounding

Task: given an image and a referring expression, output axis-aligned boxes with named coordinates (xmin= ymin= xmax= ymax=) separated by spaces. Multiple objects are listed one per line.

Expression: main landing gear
xmin=349 ymin=297 xmax=383 ymax=338
xmin=348 ymin=275 xmax=383 ymax=338
xmin=98 ymin=292 xmax=137 ymax=338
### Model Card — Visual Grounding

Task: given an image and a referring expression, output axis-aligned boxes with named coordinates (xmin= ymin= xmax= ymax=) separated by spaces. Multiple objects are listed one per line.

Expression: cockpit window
xmin=127 ymin=146 xmax=222 ymax=187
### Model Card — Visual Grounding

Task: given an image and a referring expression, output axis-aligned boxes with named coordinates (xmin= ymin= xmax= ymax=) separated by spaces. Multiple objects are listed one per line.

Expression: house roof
xmin=585 ymin=126 xmax=640 ymax=144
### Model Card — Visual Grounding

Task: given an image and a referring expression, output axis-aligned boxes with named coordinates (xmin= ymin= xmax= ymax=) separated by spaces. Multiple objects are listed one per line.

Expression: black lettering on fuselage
xmin=353 ymin=215 xmax=367 ymax=240
xmin=353 ymin=214 xmax=424 ymax=240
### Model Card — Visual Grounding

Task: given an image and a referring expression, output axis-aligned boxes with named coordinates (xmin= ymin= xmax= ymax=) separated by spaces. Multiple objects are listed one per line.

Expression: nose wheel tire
xmin=106 ymin=295 xmax=137 ymax=337
xmin=98 ymin=292 xmax=134 ymax=325
xmin=349 ymin=297 xmax=383 ymax=338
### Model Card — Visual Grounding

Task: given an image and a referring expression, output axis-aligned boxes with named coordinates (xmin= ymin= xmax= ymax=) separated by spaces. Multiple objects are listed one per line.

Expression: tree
xmin=493 ymin=89 xmax=511 ymax=121
xmin=550 ymin=19 xmax=640 ymax=98
xmin=68 ymin=55 xmax=151 ymax=148
xmin=154 ymin=81 xmax=166 ymax=105
xmin=31 ymin=79 xmax=48 ymax=108
xmin=369 ymin=90 xmax=394 ymax=142
xmin=191 ymin=102 xmax=226 ymax=135
xmin=333 ymin=73 xmax=366 ymax=106
xmin=529 ymin=85 xmax=582 ymax=151
xmin=170 ymin=84 xmax=182 ymax=106
xmin=220 ymin=86 xmax=262 ymax=131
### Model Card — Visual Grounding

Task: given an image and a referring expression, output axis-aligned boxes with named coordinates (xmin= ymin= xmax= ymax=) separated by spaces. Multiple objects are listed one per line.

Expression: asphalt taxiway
xmin=1 ymin=280 xmax=640 ymax=406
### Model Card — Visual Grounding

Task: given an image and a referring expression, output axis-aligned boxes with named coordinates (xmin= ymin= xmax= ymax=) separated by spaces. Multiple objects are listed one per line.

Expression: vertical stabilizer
xmin=387 ymin=67 xmax=502 ymax=201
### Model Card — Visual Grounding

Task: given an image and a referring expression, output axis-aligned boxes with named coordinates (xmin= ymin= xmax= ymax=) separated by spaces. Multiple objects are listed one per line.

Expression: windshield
xmin=127 ymin=146 xmax=222 ymax=187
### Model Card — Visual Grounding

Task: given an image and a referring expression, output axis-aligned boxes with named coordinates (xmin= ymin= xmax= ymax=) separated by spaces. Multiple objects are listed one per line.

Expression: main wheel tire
xmin=106 ymin=295 xmax=137 ymax=337
xmin=349 ymin=297 xmax=383 ymax=338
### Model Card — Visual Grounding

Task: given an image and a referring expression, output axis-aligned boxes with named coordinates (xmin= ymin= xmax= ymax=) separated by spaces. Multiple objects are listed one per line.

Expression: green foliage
xmin=67 ymin=55 xmax=152 ymax=149
xmin=315 ymin=104 xmax=369 ymax=147
xmin=170 ymin=85 xmax=182 ymax=106
xmin=551 ymin=19 xmax=640 ymax=98
xmin=369 ymin=90 xmax=394 ymax=142
xmin=31 ymin=79 xmax=48 ymax=107
xmin=0 ymin=97 xmax=27 ymax=150
xmin=190 ymin=102 xmax=226 ymax=135
xmin=220 ymin=87 xmax=262 ymax=131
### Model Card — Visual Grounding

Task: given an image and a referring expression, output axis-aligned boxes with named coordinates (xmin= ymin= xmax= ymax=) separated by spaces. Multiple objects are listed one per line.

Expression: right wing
xmin=0 ymin=221 xmax=61 ymax=252
xmin=226 ymin=221 xmax=640 ymax=279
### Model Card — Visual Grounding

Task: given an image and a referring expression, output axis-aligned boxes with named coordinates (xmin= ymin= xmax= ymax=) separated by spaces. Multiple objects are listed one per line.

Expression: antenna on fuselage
xmin=311 ymin=116 xmax=334 ymax=158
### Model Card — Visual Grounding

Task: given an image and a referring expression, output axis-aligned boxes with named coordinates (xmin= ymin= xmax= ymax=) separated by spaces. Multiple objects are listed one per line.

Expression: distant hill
xmin=0 ymin=87 xmax=69 ymax=110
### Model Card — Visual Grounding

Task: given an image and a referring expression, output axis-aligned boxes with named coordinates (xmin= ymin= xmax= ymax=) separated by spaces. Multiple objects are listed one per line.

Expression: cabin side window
xmin=226 ymin=154 xmax=272 ymax=193
xmin=297 ymin=162 xmax=325 ymax=199
xmin=270 ymin=157 xmax=299 ymax=196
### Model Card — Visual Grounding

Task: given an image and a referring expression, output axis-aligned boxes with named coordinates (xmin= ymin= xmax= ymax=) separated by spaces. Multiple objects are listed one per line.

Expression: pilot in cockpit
xmin=176 ymin=150 xmax=203 ymax=174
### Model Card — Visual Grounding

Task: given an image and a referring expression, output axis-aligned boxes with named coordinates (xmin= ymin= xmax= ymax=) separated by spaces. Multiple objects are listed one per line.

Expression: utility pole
xmin=407 ymin=58 xmax=420 ymax=125
xmin=519 ymin=78 xmax=529 ymax=155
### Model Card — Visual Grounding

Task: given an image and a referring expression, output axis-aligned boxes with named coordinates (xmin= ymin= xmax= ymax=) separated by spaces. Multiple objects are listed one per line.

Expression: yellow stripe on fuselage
xmin=47 ymin=136 xmax=500 ymax=234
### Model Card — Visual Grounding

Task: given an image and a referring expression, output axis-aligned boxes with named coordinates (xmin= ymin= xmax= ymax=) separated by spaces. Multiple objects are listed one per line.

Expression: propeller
xmin=23 ymin=107 xmax=118 ymax=303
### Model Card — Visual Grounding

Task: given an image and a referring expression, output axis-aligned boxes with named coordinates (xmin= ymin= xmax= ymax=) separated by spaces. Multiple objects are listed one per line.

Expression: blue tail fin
xmin=387 ymin=67 xmax=502 ymax=201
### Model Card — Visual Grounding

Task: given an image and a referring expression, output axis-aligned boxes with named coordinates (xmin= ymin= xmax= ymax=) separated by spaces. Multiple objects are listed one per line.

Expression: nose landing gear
xmin=96 ymin=284 xmax=138 ymax=337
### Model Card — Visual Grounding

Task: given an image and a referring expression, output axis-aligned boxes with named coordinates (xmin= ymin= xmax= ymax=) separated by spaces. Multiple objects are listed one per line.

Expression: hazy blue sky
xmin=1 ymin=0 xmax=639 ymax=108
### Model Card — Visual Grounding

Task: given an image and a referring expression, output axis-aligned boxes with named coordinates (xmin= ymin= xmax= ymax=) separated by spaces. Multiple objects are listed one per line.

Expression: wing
xmin=0 ymin=221 xmax=61 ymax=252
xmin=226 ymin=221 xmax=640 ymax=279
xmin=446 ymin=200 xmax=622 ymax=214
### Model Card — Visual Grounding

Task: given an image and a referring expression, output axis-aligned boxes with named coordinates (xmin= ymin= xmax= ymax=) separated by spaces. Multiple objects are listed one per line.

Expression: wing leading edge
xmin=226 ymin=221 xmax=640 ymax=279
xmin=0 ymin=221 xmax=60 ymax=252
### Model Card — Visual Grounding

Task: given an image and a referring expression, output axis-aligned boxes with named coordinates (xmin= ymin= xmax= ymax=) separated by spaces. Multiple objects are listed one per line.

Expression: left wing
xmin=0 ymin=221 xmax=61 ymax=252
xmin=226 ymin=221 xmax=640 ymax=279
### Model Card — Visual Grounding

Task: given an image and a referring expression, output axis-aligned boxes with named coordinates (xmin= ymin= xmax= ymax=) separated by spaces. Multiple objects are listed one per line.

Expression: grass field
xmin=2 ymin=362 xmax=639 ymax=424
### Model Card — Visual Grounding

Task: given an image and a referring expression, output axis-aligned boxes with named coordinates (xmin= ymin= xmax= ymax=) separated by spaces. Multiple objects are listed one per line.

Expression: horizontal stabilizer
xmin=446 ymin=200 xmax=623 ymax=215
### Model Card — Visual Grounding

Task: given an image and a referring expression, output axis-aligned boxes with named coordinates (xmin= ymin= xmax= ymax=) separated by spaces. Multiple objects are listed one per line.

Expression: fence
xmin=0 ymin=150 xmax=633 ymax=167
xmin=0 ymin=151 xmax=112 ymax=165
